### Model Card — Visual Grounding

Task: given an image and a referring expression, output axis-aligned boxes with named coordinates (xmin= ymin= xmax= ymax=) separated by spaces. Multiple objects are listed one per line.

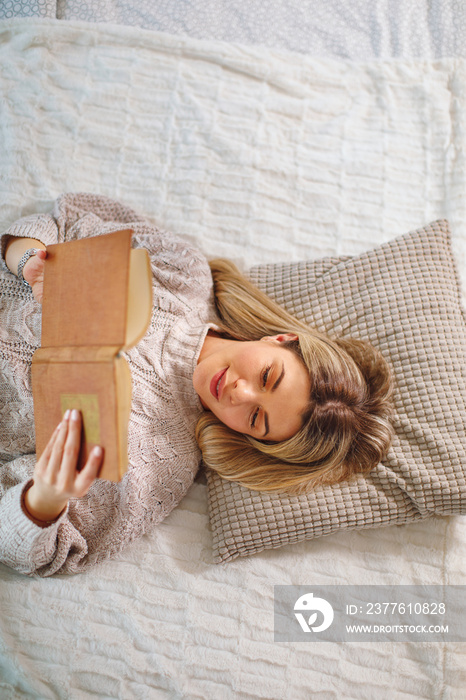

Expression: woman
xmin=0 ymin=193 xmax=394 ymax=576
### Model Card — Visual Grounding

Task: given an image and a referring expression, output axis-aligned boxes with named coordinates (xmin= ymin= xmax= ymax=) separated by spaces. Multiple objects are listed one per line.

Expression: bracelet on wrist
xmin=16 ymin=248 xmax=39 ymax=290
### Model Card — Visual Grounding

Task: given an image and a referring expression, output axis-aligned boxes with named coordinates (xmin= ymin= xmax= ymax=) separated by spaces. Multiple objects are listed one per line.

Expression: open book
xmin=31 ymin=230 xmax=152 ymax=482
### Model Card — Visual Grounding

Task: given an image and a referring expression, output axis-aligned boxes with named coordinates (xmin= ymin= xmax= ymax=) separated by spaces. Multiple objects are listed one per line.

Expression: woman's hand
xmin=23 ymin=249 xmax=47 ymax=304
xmin=24 ymin=410 xmax=103 ymax=525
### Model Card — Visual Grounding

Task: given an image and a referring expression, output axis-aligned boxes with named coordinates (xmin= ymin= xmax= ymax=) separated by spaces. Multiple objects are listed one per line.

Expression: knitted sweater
xmin=0 ymin=193 xmax=217 ymax=577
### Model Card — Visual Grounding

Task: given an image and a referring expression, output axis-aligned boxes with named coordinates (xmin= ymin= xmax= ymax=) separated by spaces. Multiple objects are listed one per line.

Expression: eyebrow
xmin=272 ymin=363 xmax=285 ymax=393
xmin=262 ymin=362 xmax=285 ymax=437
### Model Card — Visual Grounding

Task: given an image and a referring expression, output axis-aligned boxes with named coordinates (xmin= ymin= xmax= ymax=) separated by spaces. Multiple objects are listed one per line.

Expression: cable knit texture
xmin=0 ymin=193 xmax=217 ymax=576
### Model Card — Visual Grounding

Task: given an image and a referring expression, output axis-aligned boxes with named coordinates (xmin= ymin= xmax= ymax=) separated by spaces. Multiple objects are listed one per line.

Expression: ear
xmin=260 ymin=333 xmax=299 ymax=344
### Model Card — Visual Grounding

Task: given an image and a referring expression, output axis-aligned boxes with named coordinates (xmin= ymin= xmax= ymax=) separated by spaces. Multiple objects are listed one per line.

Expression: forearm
xmin=4 ymin=236 xmax=46 ymax=277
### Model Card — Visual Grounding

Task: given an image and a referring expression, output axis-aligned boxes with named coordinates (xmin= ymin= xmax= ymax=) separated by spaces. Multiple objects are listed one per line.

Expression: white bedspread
xmin=1 ymin=18 xmax=465 ymax=699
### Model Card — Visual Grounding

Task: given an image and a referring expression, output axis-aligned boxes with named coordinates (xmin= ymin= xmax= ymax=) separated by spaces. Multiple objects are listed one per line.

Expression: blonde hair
xmin=195 ymin=259 xmax=395 ymax=494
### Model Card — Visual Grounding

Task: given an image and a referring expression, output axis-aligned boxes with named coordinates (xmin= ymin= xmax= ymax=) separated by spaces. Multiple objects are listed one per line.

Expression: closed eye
xmin=261 ymin=362 xmax=284 ymax=437
xmin=250 ymin=366 xmax=271 ymax=429
xmin=251 ymin=363 xmax=281 ymax=433
xmin=262 ymin=365 xmax=271 ymax=387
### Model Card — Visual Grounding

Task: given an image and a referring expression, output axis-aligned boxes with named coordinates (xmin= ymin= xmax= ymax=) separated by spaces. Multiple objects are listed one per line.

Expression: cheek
xmin=212 ymin=404 xmax=244 ymax=433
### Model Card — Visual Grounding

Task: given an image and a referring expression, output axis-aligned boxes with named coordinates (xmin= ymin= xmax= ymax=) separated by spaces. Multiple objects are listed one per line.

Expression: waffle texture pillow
xmin=206 ymin=220 xmax=466 ymax=562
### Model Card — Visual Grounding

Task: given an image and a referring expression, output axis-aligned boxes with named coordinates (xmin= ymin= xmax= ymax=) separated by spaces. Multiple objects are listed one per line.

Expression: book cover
xmin=31 ymin=230 xmax=152 ymax=481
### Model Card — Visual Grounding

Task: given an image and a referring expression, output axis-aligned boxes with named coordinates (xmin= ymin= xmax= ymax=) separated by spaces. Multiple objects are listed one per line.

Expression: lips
xmin=210 ymin=368 xmax=227 ymax=400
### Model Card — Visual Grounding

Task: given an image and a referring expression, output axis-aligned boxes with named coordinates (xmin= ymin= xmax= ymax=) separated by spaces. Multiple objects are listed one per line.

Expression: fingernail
xmin=71 ymin=409 xmax=80 ymax=421
xmin=64 ymin=410 xmax=71 ymax=420
xmin=92 ymin=446 xmax=103 ymax=457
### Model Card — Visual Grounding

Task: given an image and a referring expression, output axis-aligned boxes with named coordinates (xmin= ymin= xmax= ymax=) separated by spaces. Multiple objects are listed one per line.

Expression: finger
xmin=74 ymin=446 xmax=103 ymax=496
xmin=35 ymin=420 xmax=62 ymax=472
xmin=47 ymin=410 xmax=71 ymax=479
xmin=59 ymin=409 xmax=84 ymax=484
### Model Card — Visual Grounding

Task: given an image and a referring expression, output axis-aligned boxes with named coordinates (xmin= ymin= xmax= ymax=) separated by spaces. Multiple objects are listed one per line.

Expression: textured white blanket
xmin=0 ymin=19 xmax=465 ymax=699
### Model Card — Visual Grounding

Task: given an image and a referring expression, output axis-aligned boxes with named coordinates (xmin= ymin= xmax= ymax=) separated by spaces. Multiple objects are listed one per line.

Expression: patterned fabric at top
xmin=13 ymin=0 xmax=464 ymax=60
xmin=0 ymin=193 xmax=217 ymax=576
xmin=0 ymin=0 xmax=56 ymax=19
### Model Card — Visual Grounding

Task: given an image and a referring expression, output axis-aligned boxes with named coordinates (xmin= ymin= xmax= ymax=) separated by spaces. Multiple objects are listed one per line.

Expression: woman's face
xmin=193 ymin=333 xmax=311 ymax=442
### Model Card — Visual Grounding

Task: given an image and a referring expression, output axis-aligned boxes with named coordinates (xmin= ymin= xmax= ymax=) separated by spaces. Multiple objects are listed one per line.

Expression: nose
xmin=229 ymin=378 xmax=256 ymax=406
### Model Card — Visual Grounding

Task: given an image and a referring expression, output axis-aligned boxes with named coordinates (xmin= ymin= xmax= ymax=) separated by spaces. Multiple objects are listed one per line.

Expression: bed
xmin=1 ymin=2 xmax=465 ymax=698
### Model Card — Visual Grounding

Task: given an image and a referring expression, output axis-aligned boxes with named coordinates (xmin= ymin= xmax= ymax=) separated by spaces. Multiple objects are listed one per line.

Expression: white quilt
xmin=0 ymin=18 xmax=465 ymax=699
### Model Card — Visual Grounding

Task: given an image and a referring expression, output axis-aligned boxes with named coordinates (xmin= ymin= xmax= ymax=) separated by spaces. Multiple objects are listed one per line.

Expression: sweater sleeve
xmin=0 ymin=212 xmax=60 ymax=259
xmin=0 ymin=192 xmax=145 ymax=257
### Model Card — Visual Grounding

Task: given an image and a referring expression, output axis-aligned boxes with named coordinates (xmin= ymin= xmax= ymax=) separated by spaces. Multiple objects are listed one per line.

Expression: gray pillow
xmin=206 ymin=221 xmax=466 ymax=562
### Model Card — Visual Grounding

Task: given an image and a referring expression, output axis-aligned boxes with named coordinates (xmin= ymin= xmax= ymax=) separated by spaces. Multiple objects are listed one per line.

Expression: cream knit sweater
xmin=0 ymin=193 xmax=217 ymax=576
